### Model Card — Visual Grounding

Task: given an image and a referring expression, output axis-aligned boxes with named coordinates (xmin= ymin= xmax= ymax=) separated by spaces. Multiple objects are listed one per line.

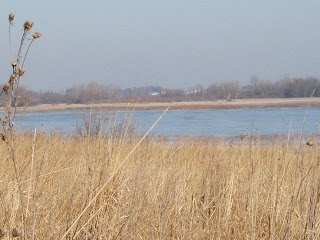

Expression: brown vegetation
xmin=0 ymin=132 xmax=319 ymax=239
xmin=21 ymin=97 xmax=320 ymax=112
xmin=2 ymin=12 xmax=320 ymax=240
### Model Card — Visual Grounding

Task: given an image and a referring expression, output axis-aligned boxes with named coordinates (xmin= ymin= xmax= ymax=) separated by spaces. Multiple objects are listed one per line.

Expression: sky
xmin=1 ymin=0 xmax=320 ymax=91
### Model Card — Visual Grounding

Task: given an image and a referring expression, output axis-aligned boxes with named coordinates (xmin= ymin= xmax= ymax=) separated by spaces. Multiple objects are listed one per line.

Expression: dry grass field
xmin=0 ymin=131 xmax=319 ymax=239
xmin=3 ymin=11 xmax=320 ymax=240
xmin=22 ymin=97 xmax=320 ymax=112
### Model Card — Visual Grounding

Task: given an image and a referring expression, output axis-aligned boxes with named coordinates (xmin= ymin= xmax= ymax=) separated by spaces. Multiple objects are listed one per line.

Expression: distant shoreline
xmin=18 ymin=97 xmax=320 ymax=112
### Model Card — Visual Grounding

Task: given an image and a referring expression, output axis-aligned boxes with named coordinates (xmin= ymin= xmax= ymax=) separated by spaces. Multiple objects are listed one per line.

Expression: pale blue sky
xmin=1 ymin=1 xmax=320 ymax=90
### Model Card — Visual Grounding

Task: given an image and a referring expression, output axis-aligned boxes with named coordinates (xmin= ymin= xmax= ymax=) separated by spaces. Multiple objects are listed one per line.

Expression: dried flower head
xmin=3 ymin=83 xmax=10 ymax=92
xmin=0 ymin=134 xmax=6 ymax=142
xmin=8 ymin=13 xmax=14 ymax=22
xmin=306 ymin=140 xmax=314 ymax=147
xmin=33 ymin=32 xmax=41 ymax=39
xmin=11 ymin=61 xmax=17 ymax=67
xmin=11 ymin=228 xmax=21 ymax=238
xmin=23 ymin=20 xmax=33 ymax=30
xmin=18 ymin=69 xmax=25 ymax=76
xmin=9 ymin=73 xmax=17 ymax=82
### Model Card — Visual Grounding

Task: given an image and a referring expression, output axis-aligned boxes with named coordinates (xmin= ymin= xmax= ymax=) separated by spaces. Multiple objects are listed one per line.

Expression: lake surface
xmin=16 ymin=107 xmax=320 ymax=136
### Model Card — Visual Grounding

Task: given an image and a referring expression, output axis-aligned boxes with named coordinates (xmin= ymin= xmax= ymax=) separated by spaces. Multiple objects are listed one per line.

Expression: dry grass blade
xmin=73 ymin=177 xmax=130 ymax=238
xmin=60 ymin=104 xmax=171 ymax=239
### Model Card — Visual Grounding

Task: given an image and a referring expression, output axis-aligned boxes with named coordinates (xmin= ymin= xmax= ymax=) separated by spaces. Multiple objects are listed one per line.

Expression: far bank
xmin=17 ymin=97 xmax=320 ymax=112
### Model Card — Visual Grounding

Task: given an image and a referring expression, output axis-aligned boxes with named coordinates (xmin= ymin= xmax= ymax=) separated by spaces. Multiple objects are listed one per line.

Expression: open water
xmin=16 ymin=107 xmax=320 ymax=136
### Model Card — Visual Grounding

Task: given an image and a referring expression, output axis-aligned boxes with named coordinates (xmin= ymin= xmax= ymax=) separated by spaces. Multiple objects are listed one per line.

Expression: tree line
xmin=9 ymin=76 xmax=320 ymax=106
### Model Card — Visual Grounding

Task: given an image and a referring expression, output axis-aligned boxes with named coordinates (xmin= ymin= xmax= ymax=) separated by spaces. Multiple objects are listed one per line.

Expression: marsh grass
xmin=75 ymin=110 xmax=135 ymax=139
xmin=2 ymin=11 xmax=320 ymax=240
xmin=0 ymin=132 xmax=318 ymax=239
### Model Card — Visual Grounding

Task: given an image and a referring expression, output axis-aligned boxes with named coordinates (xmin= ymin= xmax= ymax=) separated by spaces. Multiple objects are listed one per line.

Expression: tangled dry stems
xmin=2 ymin=11 xmax=320 ymax=240
xmin=0 ymin=133 xmax=318 ymax=239
xmin=1 ymin=12 xmax=41 ymax=239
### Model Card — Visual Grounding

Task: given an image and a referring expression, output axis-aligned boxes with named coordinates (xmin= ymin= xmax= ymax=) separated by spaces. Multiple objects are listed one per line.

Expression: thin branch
xmin=16 ymin=30 xmax=27 ymax=64
xmin=9 ymin=23 xmax=13 ymax=61
xmin=21 ymin=38 xmax=34 ymax=69
xmin=298 ymin=79 xmax=320 ymax=147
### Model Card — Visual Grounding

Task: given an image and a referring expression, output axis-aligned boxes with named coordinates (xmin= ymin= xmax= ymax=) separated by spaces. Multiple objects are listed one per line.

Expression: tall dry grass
xmin=2 ymin=11 xmax=320 ymax=240
xmin=0 ymin=132 xmax=319 ymax=239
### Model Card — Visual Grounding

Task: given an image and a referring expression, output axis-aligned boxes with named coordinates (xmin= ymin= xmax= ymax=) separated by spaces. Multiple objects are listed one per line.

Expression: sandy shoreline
xmin=19 ymin=97 xmax=320 ymax=112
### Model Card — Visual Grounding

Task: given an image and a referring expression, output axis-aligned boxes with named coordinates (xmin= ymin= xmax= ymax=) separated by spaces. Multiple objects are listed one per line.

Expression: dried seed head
xmin=0 ymin=134 xmax=6 ymax=142
xmin=8 ymin=13 xmax=14 ymax=22
xmin=306 ymin=140 xmax=314 ymax=147
xmin=11 ymin=228 xmax=21 ymax=238
xmin=3 ymin=83 xmax=10 ymax=92
xmin=33 ymin=32 xmax=41 ymax=39
xmin=11 ymin=61 xmax=17 ymax=67
xmin=18 ymin=68 xmax=25 ymax=76
xmin=0 ymin=228 xmax=6 ymax=238
xmin=9 ymin=73 xmax=17 ymax=82
xmin=23 ymin=20 xmax=33 ymax=30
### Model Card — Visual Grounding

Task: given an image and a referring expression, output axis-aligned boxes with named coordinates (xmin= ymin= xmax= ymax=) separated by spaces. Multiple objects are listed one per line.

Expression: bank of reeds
xmin=2 ymin=12 xmax=320 ymax=240
xmin=0 ymin=132 xmax=318 ymax=239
